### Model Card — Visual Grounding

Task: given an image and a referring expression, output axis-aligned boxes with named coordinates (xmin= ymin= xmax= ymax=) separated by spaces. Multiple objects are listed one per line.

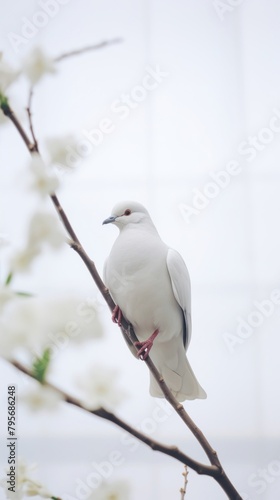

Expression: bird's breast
xmin=105 ymin=230 xmax=183 ymax=341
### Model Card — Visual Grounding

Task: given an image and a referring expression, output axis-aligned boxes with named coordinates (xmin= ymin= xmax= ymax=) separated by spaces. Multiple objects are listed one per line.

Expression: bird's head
xmin=102 ymin=201 xmax=151 ymax=229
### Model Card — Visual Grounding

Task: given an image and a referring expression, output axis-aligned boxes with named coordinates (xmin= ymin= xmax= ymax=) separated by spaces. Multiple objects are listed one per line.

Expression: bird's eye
xmin=124 ymin=209 xmax=131 ymax=216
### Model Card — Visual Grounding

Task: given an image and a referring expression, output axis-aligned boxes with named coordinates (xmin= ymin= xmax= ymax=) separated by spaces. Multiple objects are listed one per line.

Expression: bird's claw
xmin=134 ymin=340 xmax=153 ymax=360
xmin=134 ymin=329 xmax=159 ymax=360
xmin=112 ymin=305 xmax=122 ymax=326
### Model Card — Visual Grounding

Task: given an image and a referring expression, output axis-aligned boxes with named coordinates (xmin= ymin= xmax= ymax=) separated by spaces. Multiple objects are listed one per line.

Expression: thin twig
xmin=0 ymin=96 xmax=243 ymax=500
xmin=54 ymin=39 xmax=122 ymax=63
xmin=26 ymin=87 xmax=38 ymax=150
xmin=180 ymin=465 xmax=188 ymax=500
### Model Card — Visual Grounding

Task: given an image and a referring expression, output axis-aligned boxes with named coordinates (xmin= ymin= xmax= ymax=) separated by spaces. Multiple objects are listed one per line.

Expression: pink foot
xmin=112 ymin=305 xmax=122 ymax=326
xmin=134 ymin=329 xmax=159 ymax=360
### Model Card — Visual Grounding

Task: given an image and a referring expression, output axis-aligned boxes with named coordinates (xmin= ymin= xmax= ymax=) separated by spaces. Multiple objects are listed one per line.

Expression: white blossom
xmin=23 ymin=480 xmax=51 ymax=498
xmin=20 ymin=383 xmax=62 ymax=412
xmin=22 ymin=47 xmax=56 ymax=85
xmin=0 ymin=285 xmax=15 ymax=310
xmin=0 ymin=459 xmax=52 ymax=500
xmin=28 ymin=212 xmax=65 ymax=249
xmin=29 ymin=154 xmax=60 ymax=197
xmin=40 ymin=296 xmax=104 ymax=346
xmin=90 ymin=481 xmax=131 ymax=500
xmin=76 ymin=365 xmax=127 ymax=410
xmin=10 ymin=246 xmax=41 ymax=273
xmin=45 ymin=134 xmax=79 ymax=170
xmin=0 ymin=297 xmax=46 ymax=357
xmin=10 ymin=210 xmax=65 ymax=273
xmin=0 ymin=295 xmax=104 ymax=358
xmin=0 ymin=53 xmax=19 ymax=93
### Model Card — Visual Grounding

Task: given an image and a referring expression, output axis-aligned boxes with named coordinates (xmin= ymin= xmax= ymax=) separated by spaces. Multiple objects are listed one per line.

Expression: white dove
xmin=103 ymin=201 xmax=206 ymax=401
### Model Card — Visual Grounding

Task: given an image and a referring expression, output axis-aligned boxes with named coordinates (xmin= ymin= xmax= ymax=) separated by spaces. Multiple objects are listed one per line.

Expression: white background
xmin=1 ymin=0 xmax=280 ymax=499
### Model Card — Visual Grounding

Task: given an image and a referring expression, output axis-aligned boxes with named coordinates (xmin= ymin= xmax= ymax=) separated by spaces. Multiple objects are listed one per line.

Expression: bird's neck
xmin=120 ymin=219 xmax=160 ymax=237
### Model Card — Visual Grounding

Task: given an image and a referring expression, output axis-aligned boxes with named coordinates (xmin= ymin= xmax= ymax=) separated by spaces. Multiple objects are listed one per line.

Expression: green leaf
xmin=0 ymin=93 xmax=9 ymax=112
xmin=15 ymin=291 xmax=34 ymax=297
xmin=32 ymin=348 xmax=51 ymax=383
xmin=4 ymin=271 xmax=13 ymax=286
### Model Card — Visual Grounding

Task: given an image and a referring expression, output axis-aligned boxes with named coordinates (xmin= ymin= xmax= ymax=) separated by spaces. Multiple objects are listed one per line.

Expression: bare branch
xmin=54 ymin=39 xmax=122 ymax=63
xmin=1 ymin=102 xmax=37 ymax=153
xmin=8 ymin=358 xmax=217 ymax=478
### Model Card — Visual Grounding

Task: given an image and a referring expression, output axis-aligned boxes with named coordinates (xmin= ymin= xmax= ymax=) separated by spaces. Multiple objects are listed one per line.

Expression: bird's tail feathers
xmin=149 ymin=338 xmax=206 ymax=402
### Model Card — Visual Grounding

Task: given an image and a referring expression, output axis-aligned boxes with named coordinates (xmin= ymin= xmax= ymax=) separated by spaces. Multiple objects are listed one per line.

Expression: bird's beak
xmin=102 ymin=215 xmax=117 ymax=225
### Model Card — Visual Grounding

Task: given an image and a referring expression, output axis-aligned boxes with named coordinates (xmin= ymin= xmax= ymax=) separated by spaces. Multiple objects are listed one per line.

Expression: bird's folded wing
xmin=166 ymin=248 xmax=192 ymax=348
